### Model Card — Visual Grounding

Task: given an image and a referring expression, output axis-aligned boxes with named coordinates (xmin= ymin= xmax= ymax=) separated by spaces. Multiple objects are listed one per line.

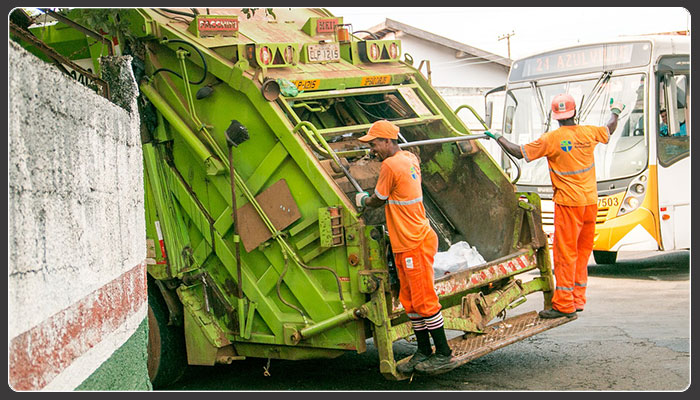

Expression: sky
xmin=326 ymin=7 xmax=690 ymax=60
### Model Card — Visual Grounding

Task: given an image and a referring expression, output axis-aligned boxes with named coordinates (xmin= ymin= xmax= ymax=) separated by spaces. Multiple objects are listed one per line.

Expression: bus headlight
xmin=617 ymin=172 xmax=648 ymax=216
xmin=625 ymin=197 xmax=640 ymax=209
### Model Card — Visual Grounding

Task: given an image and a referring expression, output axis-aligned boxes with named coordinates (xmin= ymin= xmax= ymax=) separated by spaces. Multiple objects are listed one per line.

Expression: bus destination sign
xmin=510 ymin=42 xmax=651 ymax=82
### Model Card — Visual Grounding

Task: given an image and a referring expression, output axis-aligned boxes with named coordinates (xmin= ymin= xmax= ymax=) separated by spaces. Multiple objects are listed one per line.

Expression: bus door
xmin=656 ymin=56 xmax=690 ymax=250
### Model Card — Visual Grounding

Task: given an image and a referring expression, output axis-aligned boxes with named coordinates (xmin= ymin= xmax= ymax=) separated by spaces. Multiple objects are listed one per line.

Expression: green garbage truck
xmin=11 ymin=7 xmax=576 ymax=387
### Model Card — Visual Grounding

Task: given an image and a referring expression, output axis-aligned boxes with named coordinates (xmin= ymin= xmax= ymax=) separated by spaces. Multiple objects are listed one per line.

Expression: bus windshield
xmin=503 ymin=73 xmax=647 ymax=185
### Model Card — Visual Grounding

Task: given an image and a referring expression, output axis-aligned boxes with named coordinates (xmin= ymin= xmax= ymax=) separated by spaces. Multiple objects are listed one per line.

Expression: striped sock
xmin=425 ymin=312 xmax=452 ymax=356
xmin=410 ymin=317 xmax=433 ymax=356
xmin=424 ymin=312 xmax=444 ymax=330
xmin=410 ymin=317 xmax=427 ymax=331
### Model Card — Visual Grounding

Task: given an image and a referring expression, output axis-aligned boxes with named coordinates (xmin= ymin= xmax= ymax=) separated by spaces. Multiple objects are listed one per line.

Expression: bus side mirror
xmin=485 ymin=101 xmax=494 ymax=129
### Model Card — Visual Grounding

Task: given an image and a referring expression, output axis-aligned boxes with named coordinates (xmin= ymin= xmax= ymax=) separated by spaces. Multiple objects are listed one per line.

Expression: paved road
xmin=161 ymin=250 xmax=690 ymax=391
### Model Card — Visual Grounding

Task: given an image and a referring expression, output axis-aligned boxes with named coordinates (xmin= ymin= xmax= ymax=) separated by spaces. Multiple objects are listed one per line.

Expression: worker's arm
xmin=357 ymin=162 xmax=393 ymax=209
xmin=607 ymin=99 xmax=625 ymax=137
xmin=365 ymin=193 xmax=386 ymax=208
xmin=355 ymin=191 xmax=386 ymax=209
xmin=484 ymin=131 xmax=524 ymax=159
xmin=605 ymin=113 xmax=619 ymax=137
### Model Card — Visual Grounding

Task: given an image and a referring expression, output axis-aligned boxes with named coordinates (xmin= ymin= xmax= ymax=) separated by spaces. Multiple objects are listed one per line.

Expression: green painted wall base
xmin=76 ymin=317 xmax=153 ymax=391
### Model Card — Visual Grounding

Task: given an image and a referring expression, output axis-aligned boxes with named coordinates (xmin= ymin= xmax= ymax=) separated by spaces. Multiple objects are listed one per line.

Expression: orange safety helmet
xmin=358 ymin=120 xmax=399 ymax=142
xmin=551 ymin=93 xmax=576 ymax=120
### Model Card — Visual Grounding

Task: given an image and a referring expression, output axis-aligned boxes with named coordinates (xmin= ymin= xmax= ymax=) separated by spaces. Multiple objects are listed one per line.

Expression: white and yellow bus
xmin=486 ymin=34 xmax=689 ymax=264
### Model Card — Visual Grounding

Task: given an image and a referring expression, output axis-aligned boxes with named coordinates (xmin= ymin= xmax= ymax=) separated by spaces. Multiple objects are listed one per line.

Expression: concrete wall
xmin=8 ymin=40 xmax=150 ymax=391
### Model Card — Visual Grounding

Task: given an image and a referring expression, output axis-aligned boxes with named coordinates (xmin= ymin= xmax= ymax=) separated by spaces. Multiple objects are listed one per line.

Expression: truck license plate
xmin=292 ymin=79 xmax=320 ymax=91
xmin=361 ymin=75 xmax=391 ymax=86
xmin=307 ymin=43 xmax=340 ymax=62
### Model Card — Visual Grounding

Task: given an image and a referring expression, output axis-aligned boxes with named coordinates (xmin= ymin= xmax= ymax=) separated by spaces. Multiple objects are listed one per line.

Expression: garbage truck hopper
xmin=11 ymin=7 xmax=575 ymax=386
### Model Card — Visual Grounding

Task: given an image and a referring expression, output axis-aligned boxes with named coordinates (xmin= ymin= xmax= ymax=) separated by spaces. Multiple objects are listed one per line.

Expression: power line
xmin=431 ymin=56 xmax=512 ymax=71
xmin=429 ymin=53 xmax=505 ymax=66
xmin=498 ymin=30 xmax=515 ymax=59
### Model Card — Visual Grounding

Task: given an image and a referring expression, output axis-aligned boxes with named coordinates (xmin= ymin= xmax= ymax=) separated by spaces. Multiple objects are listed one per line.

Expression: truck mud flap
xmin=397 ymin=311 xmax=576 ymax=377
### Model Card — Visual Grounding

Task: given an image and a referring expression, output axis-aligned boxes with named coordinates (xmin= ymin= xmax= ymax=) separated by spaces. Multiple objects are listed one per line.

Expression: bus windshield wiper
xmin=529 ymin=81 xmax=551 ymax=132
xmin=577 ymin=71 xmax=612 ymax=123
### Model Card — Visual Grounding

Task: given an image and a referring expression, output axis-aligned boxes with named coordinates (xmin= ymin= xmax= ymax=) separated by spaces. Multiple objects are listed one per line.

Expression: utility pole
xmin=498 ymin=31 xmax=515 ymax=59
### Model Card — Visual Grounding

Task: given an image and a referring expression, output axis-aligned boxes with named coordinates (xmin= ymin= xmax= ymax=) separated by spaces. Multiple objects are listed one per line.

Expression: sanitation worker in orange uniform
xmin=355 ymin=120 xmax=457 ymax=375
xmin=484 ymin=94 xmax=624 ymax=318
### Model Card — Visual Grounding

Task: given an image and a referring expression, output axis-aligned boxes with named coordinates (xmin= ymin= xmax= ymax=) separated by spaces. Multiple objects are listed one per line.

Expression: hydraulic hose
xmin=496 ymin=139 xmax=522 ymax=184
xmin=296 ymin=259 xmax=345 ymax=304
xmin=353 ymin=30 xmax=379 ymax=40
xmin=276 ymin=252 xmax=309 ymax=324
xmin=151 ymin=39 xmax=208 ymax=85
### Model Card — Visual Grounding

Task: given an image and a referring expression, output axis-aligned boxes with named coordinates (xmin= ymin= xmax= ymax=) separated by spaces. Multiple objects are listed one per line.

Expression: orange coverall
xmin=375 ymin=150 xmax=441 ymax=318
xmin=522 ymin=124 xmax=609 ymax=314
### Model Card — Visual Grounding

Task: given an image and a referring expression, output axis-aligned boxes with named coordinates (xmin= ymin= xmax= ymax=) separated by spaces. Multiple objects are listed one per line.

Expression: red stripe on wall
xmin=9 ymin=262 xmax=148 ymax=391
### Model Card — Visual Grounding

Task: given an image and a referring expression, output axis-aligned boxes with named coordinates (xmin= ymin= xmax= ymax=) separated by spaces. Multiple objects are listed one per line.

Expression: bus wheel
xmin=593 ymin=250 xmax=617 ymax=265
xmin=147 ymin=286 xmax=187 ymax=389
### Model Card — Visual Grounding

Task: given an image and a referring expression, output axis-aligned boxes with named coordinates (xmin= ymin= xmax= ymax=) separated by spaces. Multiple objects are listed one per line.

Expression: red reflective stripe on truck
xmin=394 ymin=252 xmax=537 ymax=314
xmin=155 ymin=221 xmax=167 ymax=265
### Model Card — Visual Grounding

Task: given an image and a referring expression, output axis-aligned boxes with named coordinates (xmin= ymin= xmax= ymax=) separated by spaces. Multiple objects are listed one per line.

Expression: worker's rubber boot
xmin=397 ymin=351 xmax=431 ymax=375
xmin=397 ymin=329 xmax=432 ymax=375
xmin=414 ymin=352 xmax=459 ymax=375
xmin=539 ymin=308 xmax=576 ymax=319
xmin=415 ymin=326 xmax=458 ymax=375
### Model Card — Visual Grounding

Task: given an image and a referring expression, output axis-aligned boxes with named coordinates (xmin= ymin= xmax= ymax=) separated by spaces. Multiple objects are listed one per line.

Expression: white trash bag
xmin=433 ymin=241 xmax=486 ymax=279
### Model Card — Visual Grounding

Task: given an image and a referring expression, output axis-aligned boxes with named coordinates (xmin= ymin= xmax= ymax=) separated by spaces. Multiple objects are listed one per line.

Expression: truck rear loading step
xmin=397 ymin=311 xmax=577 ymax=377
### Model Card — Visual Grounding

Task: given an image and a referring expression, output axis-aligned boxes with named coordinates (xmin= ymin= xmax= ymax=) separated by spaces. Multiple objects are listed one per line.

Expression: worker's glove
xmin=355 ymin=191 xmax=370 ymax=208
xmin=484 ymin=130 xmax=502 ymax=140
xmin=610 ymin=98 xmax=625 ymax=116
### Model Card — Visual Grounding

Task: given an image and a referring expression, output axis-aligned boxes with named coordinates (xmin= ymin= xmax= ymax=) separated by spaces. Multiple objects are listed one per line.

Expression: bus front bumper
xmin=593 ymin=206 xmax=659 ymax=252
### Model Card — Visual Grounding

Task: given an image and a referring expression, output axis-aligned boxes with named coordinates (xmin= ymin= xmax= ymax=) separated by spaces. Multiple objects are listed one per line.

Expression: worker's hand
xmin=355 ymin=191 xmax=370 ymax=208
xmin=610 ymin=98 xmax=625 ymax=116
xmin=484 ymin=130 xmax=502 ymax=140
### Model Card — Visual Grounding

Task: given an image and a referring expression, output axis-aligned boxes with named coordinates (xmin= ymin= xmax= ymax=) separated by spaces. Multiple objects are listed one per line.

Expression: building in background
xmin=361 ymin=18 xmax=512 ymax=163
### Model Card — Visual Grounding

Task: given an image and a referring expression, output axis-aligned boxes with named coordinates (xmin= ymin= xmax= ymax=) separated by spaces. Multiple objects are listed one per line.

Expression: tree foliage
xmin=241 ymin=8 xmax=276 ymax=20
xmin=70 ymin=9 xmax=136 ymax=43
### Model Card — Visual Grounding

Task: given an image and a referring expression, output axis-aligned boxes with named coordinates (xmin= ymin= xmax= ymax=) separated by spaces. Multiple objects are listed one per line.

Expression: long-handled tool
xmin=397 ymin=134 xmax=489 ymax=149
xmin=226 ymin=120 xmax=250 ymax=333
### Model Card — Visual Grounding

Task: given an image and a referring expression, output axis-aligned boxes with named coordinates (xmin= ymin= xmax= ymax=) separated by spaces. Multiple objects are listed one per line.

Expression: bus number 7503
xmin=597 ymin=197 xmax=619 ymax=208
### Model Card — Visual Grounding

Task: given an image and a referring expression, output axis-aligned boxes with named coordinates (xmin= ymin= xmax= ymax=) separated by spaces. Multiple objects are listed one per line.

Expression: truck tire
xmin=147 ymin=285 xmax=188 ymax=389
xmin=593 ymin=250 xmax=617 ymax=265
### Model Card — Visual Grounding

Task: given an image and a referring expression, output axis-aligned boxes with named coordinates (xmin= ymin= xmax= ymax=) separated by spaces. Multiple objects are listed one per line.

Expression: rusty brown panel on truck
xmin=418 ymin=143 xmax=519 ymax=261
xmin=238 ymin=179 xmax=302 ymax=252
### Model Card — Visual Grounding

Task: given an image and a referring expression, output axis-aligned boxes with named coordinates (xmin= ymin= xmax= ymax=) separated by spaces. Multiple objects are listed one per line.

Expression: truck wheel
xmin=147 ymin=286 xmax=188 ymax=389
xmin=593 ymin=250 xmax=617 ymax=265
